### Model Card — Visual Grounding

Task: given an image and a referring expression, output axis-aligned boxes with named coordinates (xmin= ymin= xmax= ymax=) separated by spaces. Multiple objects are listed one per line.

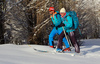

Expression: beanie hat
xmin=60 ymin=8 xmax=66 ymax=13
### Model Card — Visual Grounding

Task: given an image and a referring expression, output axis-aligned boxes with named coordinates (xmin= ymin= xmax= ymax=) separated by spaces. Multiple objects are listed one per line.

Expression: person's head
xmin=60 ymin=8 xmax=66 ymax=17
xmin=49 ymin=7 xmax=55 ymax=15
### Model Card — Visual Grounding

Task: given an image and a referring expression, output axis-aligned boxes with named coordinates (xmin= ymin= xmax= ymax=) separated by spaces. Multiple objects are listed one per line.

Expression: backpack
xmin=68 ymin=11 xmax=79 ymax=29
xmin=68 ymin=11 xmax=82 ymax=36
xmin=55 ymin=11 xmax=61 ymax=18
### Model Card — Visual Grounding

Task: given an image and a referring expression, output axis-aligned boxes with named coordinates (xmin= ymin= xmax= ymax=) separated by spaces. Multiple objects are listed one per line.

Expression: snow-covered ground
xmin=0 ymin=39 xmax=100 ymax=64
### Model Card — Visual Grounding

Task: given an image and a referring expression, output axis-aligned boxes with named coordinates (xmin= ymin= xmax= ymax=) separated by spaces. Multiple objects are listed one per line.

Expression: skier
xmin=57 ymin=8 xmax=80 ymax=53
xmin=48 ymin=7 xmax=70 ymax=51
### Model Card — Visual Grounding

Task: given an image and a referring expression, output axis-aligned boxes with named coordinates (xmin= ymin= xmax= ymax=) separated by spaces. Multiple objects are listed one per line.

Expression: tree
xmin=0 ymin=0 xmax=99 ymax=45
xmin=0 ymin=0 xmax=4 ymax=44
xmin=4 ymin=0 xmax=29 ymax=44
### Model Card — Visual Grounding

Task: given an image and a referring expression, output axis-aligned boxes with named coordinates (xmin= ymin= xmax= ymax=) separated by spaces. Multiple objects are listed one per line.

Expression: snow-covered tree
xmin=4 ymin=0 xmax=29 ymax=44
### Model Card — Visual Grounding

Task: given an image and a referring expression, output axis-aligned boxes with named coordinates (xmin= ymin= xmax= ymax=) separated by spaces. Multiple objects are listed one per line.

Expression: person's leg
xmin=69 ymin=31 xmax=80 ymax=53
xmin=49 ymin=28 xmax=57 ymax=47
xmin=62 ymin=37 xmax=70 ymax=48
xmin=58 ymin=30 xmax=70 ymax=49
xmin=57 ymin=31 xmax=65 ymax=49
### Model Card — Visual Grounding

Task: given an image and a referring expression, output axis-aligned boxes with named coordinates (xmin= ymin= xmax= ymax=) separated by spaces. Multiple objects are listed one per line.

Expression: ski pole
xmin=62 ymin=27 xmax=73 ymax=47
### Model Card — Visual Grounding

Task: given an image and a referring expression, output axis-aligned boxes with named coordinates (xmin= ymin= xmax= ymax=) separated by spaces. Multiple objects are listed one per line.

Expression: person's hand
xmin=51 ymin=24 xmax=55 ymax=27
xmin=60 ymin=23 xmax=65 ymax=26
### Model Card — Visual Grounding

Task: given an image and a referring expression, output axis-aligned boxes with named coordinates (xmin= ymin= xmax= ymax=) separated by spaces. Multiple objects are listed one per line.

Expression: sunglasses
xmin=49 ymin=10 xmax=54 ymax=12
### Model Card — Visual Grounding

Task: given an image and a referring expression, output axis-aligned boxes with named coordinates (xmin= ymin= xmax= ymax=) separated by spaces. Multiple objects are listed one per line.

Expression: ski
xmin=33 ymin=48 xmax=83 ymax=56
xmin=34 ymin=48 xmax=49 ymax=53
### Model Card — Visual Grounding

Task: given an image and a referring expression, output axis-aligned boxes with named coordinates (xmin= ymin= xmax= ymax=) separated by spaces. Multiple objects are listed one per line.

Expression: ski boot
xmin=49 ymin=41 xmax=56 ymax=48
xmin=56 ymin=48 xmax=62 ymax=53
xmin=62 ymin=47 xmax=71 ymax=52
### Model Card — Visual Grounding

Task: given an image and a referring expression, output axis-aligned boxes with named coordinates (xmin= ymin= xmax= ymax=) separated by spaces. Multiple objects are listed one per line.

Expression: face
xmin=49 ymin=10 xmax=54 ymax=15
xmin=60 ymin=13 xmax=66 ymax=17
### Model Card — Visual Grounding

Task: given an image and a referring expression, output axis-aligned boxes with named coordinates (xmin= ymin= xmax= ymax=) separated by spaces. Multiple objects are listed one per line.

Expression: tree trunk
xmin=4 ymin=0 xmax=28 ymax=44
xmin=0 ymin=0 xmax=4 ymax=44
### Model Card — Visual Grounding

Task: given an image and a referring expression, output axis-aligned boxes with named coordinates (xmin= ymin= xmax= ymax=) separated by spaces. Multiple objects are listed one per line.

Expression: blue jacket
xmin=50 ymin=11 xmax=62 ymax=30
xmin=61 ymin=12 xmax=75 ymax=33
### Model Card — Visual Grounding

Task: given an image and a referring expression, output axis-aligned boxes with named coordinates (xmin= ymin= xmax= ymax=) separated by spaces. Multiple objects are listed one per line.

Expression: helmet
xmin=49 ymin=7 xmax=54 ymax=11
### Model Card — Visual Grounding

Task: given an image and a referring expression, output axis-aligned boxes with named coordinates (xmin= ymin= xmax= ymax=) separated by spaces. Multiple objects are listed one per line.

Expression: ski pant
xmin=49 ymin=28 xmax=69 ymax=48
xmin=69 ymin=31 xmax=80 ymax=53
xmin=57 ymin=31 xmax=80 ymax=52
xmin=69 ymin=32 xmax=78 ymax=46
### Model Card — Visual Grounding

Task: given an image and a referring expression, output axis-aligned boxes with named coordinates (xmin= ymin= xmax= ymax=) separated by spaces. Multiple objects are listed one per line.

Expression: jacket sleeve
xmin=53 ymin=14 xmax=62 ymax=27
xmin=64 ymin=16 xmax=73 ymax=29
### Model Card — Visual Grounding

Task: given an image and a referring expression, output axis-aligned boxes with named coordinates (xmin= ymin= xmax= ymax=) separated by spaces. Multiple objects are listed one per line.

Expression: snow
xmin=0 ymin=39 xmax=100 ymax=64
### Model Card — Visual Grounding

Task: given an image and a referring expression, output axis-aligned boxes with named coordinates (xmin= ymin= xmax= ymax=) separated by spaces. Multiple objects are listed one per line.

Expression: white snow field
xmin=0 ymin=39 xmax=100 ymax=64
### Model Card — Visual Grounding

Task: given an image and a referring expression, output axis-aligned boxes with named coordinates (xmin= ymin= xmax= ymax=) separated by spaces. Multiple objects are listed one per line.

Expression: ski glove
xmin=56 ymin=23 xmax=65 ymax=30
xmin=60 ymin=23 xmax=65 ymax=26
xmin=51 ymin=24 xmax=55 ymax=27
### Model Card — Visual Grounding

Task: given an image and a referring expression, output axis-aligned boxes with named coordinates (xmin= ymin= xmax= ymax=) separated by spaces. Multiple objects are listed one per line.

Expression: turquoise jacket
xmin=61 ymin=12 xmax=75 ymax=33
xmin=50 ymin=11 xmax=62 ymax=30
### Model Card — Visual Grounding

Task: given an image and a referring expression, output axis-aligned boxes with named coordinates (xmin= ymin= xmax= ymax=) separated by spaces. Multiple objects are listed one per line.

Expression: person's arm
xmin=53 ymin=14 xmax=61 ymax=27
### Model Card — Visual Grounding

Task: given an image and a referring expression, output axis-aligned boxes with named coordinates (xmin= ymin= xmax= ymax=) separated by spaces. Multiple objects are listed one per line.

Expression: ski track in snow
xmin=0 ymin=39 xmax=100 ymax=64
